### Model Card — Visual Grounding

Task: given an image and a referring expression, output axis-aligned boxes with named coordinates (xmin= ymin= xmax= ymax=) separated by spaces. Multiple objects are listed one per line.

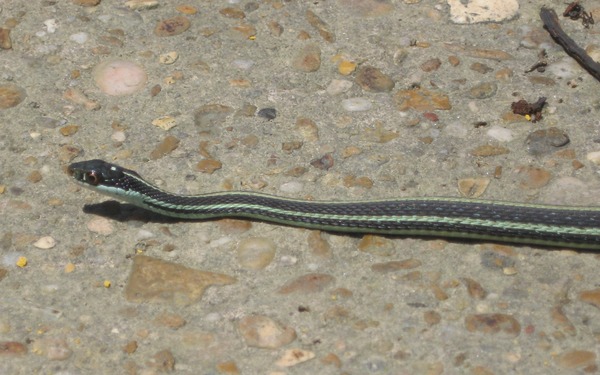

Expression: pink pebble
xmin=93 ymin=60 xmax=147 ymax=96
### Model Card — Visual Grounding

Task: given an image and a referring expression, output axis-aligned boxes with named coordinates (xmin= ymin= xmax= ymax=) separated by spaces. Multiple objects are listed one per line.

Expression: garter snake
xmin=68 ymin=159 xmax=600 ymax=250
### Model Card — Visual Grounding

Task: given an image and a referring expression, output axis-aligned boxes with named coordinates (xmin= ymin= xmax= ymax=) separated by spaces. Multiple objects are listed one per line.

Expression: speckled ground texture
xmin=4 ymin=0 xmax=600 ymax=374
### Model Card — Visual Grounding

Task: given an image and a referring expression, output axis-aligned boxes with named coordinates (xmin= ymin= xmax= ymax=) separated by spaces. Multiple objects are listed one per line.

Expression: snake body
xmin=68 ymin=159 xmax=600 ymax=249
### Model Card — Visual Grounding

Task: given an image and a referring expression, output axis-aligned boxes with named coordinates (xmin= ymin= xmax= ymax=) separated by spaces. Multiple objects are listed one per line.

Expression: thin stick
xmin=540 ymin=7 xmax=600 ymax=82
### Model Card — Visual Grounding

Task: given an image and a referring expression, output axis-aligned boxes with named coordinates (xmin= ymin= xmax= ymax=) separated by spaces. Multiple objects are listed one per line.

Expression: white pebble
xmin=547 ymin=57 xmax=581 ymax=79
xmin=279 ymin=181 xmax=303 ymax=194
xmin=33 ymin=236 xmax=56 ymax=249
xmin=86 ymin=217 xmax=114 ymax=235
xmin=135 ymin=229 xmax=155 ymax=241
xmin=44 ymin=19 xmax=58 ymax=33
xmin=487 ymin=125 xmax=513 ymax=142
xmin=326 ymin=79 xmax=353 ymax=95
xmin=69 ymin=32 xmax=88 ymax=44
xmin=111 ymin=131 xmax=126 ymax=142
xmin=443 ymin=122 xmax=468 ymax=138
xmin=232 ymin=59 xmax=254 ymax=70
xmin=587 ymin=151 xmax=600 ymax=165
xmin=342 ymin=97 xmax=372 ymax=112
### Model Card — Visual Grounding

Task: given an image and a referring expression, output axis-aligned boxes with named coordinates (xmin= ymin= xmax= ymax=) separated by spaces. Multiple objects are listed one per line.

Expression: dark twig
xmin=540 ymin=7 xmax=600 ymax=82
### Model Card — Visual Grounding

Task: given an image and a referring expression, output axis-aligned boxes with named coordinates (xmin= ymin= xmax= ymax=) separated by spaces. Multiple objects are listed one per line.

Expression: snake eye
xmin=85 ymin=171 xmax=101 ymax=185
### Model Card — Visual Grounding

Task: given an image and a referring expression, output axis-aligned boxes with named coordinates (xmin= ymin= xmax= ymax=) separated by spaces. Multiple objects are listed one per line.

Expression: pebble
xmin=236 ymin=237 xmax=276 ymax=270
xmin=0 ymin=341 xmax=27 ymax=356
xmin=277 ymin=273 xmax=334 ymax=294
xmin=194 ymin=104 xmax=234 ymax=129
xmin=292 ymin=44 xmax=321 ymax=72
xmin=395 ymin=88 xmax=451 ymax=111
xmin=448 ymin=0 xmax=519 ymax=24
xmin=32 ymin=338 xmax=72 ymax=360
xmin=257 ymin=107 xmax=277 ymax=120
xmin=420 ymin=58 xmax=441 ymax=72
xmin=355 ymin=65 xmax=395 ymax=92
xmin=33 ymin=236 xmax=56 ymax=249
xmin=306 ymin=10 xmax=335 ymax=42
xmin=86 ymin=217 xmax=114 ymax=235
xmin=0 ymin=28 xmax=12 ymax=49
xmin=342 ymin=97 xmax=372 ymax=112
xmin=69 ymin=32 xmax=88 ymax=44
xmin=547 ymin=57 xmax=581 ymax=79
xmin=579 ymin=288 xmax=600 ymax=309
xmin=93 ymin=60 xmax=147 ymax=96
xmin=326 ymin=79 xmax=353 ymax=95
xmin=124 ymin=255 xmax=236 ymax=305
xmin=464 ymin=313 xmax=521 ymax=337
xmin=159 ymin=51 xmax=179 ymax=64
xmin=155 ymin=16 xmax=190 ymax=37
xmin=555 ymin=350 xmax=596 ymax=369
xmin=514 ymin=166 xmax=551 ymax=189
xmin=296 ymin=117 xmax=319 ymax=141
xmin=486 ymin=126 xmax=513 ymax=142
xmin=586 ymin=151 xmax=600 ymax=165
xmin=525 ymin=127 xmax=570 ymax=155
xmin=370 ymin=259 xmax=422 ymax=273
xmin=358 ymin=235 xmax=395 ymax=256
xmin=457 ymin=178 xmax=490 ymax=198
xmin=149 ymin=135 xmax=180 ymax=160
xmin=467 ymin=82 xmax=497 ymax=99
xmin=0 ymin=84 xmax=26 ymax=109
xmin=148 ymin=349 xmax=176 ymax=372
xmin=196 ymin=159 xmax=222 ymax=174
xmin=279 ymin=181 xmax=303 ymax=194
xmin=237 ymin=315 xmax=296 ymax=349
xmin=151 ymin=116 xmax=177 ymax=130
xmin=63 ymin=88 xmax=100 ymax=110
xmin=469 ymin=144 xmax=509 ymax=157
xmin=125 ymin=0 xmax=159 ymax=10
xmin=276 ymin=348 xmax=315 ymax=367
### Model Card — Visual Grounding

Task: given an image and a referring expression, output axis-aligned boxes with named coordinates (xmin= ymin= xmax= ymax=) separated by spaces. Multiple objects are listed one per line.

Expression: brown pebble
xmin=154 ymin=312 xmax=186 ymax=329
xmin=296 ymin=117 xmax=319 ymax=141
xmin=448 ymin=55 xmax=460 ymax=66
xmin=149 ymin=349 xmax=176 ymax=372
xmin=469 ymin=144 xmax=509 ymax=157
xmin=358 ymin=235 xmax=395 ymax=256
xmin=122 ymin=340 xmax=138 ymax=354
xmin=461 ymin=277 xmax=487 ymax=299
xmin=0 ymin=28 xmax=12 ymax=49
xmin=219 ymin=7 xmax=245 ymax=19
xmin=306 ymin=10 xmax=335 ymax=42
xmin=155 ymin=16 xmax=191 ymax=37
xmin=150 ymin=135 xmax=180 ymax=160
xmin=196 ymin=159 xmax=222 ymax=174
xmin=395 ymin=87 xmax=451 ymax=111
xmin=514 ymin=166 xmax=551 ymax=189
xmin=468 ymin=82 xmax=497 ymax=99
xmin=282 ymin=141 xmax=303 ymax=153
xmin=0 ymin=84 xmax=26 ymax=109
xmin=310 ymin=153 xmax=334 ymax=170
xmin=470 ymin=62 xmax=493 ymax=74
xmin=125 ymin=255 xmax=236 ymax=306
xmin=555 ymin=350 xmax=596 ymax=369
xmin=321 ymin=352 xmax=342 ymax=368
xmin=307 ymin=231 xmax=332 ymax=258
xmin=371 ymin=259 xmax=422 ymax=273
xmin=0 ymin=341 xmax=27 ymax=356
xmin=27 ymin=170 xmax=43 ymax=183
xmin=551 ymin=305 xmax=576 ymax=335
xmin=237 ymin=315 xmax=296 ymax=349
xmin=268 ymin=21 xmax=284 ymax=36
xmin=457 ymin=178 xmax=490 ymax=198
xmin=71 ymin=0 xmax=100 ymax=6
xmin=420 ymin=58 xmax=442 ymax=72
xmin=292 ymin=44 xmax=321 ymax=72
xmin=150 ymin=84 xmax=162 ymax=97
xmin=423 ymin=310 xmax=441 ymax=325
xmin=465 ymin=313 xmax=521 ymax=337
xmin=342 ymin=175 xmax=373 ymax=189
xmin=579 ymin=288 xmax=600 ymax=309
xmin=216 ymin=360 xmax=240 ymax=374
xmin=355 ymin=65 xmax=395 ymax=92
xmin=278 ymin=273 xmax=335 ymax=294
xmin=59 ymin=124 xmax=80 ymax=136
xmin=495 ymin=68 xmax=513 ymax=80
xmin=194 ymin=104 xmax=234 ymax=128
xmin=0 ymin=268 xmax=8 ymax=282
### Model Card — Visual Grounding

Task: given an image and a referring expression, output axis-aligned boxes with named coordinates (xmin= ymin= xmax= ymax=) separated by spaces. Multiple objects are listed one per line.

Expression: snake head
xmin=68 ymin=159 xmax=139 ymax=188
